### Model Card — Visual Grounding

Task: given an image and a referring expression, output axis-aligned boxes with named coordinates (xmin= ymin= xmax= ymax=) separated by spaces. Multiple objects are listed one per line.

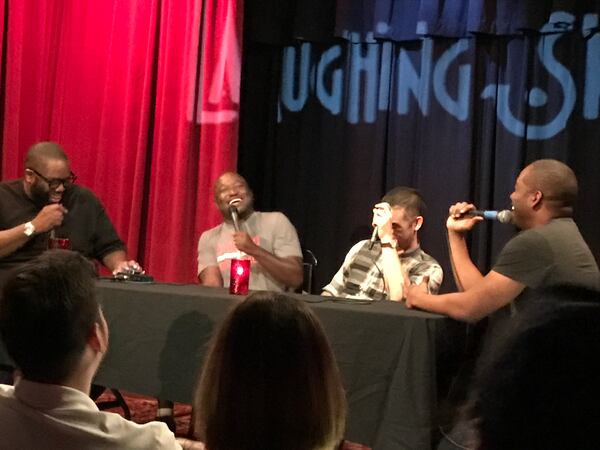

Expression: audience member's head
xmin=194 ymin=291 xmax=346 ymax=450
xmin=0 ymin=250 xmax=103 ymax=384
xmin=466 ymin=285 xmax=600 ymax=450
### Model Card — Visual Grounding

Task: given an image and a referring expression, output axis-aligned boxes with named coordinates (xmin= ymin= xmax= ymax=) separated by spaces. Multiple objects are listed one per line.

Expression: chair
xmin=93 ymin=386 xmax=132 ymax=420
xmin=301 ymin=248 xmax=318 ymax=294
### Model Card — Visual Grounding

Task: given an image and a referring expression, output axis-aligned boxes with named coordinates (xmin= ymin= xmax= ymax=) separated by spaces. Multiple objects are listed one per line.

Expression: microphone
xmin=466 ymin=209 xmax=513 ymax=224
xmin=229 ymin=205 xmax=241 ymax=232
xmin=369 ymin=226 xmax=378 ymax=250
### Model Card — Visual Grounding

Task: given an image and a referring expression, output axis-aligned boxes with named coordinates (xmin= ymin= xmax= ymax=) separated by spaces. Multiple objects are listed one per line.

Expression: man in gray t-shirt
xmin=197 ymin=172 xmax=303 ymax=292
xmin=406 ymin=159 xmax=599 ymax=322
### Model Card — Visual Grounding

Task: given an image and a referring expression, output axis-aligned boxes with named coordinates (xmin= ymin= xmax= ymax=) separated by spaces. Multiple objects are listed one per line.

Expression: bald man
xmin=0 ymin=142 xmax=141 ymax=287
xmin=406 ymin=159 xmax=600 ymax=333
xmin=197 ymin=172 xmax=303 ymax=291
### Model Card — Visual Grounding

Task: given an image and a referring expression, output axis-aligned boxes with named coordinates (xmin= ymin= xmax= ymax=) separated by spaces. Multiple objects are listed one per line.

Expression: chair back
xmin=300 ymin=248 xmax=318 ymax=294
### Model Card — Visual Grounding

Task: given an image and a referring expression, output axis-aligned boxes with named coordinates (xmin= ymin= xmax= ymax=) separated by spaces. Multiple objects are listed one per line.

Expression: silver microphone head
xmin=497 ymin=209 xmax=514 ymax=224
xmin=229 ymin=202 xmax=240 ymax=231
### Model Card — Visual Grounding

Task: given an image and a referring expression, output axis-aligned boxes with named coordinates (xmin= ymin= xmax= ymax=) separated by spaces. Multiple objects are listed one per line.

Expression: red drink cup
xmin=229 ymin=258 xmax=250 ymax=295
xmin=48 ymin=237 xmax=72 ymax=250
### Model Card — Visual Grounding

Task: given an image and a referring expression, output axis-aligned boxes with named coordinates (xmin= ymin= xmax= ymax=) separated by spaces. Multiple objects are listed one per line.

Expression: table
xmin=1 ymin=280 xmax=464 ymax=450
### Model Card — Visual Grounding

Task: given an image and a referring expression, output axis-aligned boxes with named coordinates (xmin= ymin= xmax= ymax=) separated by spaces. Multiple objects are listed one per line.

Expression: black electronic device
xmin=113 ymin=269 xmax=154 ymax=283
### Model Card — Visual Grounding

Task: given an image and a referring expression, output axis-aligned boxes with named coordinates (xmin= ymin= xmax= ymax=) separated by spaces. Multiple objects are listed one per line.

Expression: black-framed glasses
xmin=27 ymin=168 xmax=77 ymax=189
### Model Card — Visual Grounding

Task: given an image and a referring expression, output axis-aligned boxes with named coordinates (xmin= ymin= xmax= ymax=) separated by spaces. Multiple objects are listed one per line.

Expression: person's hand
xmin=373 ymin=202 xmax=394 ymax=242
xmin=112 ymin=260 xmax=143 ymax=275
xmin=446 ymin=202 xmax=483 ymax=234
xmin=176 ymin=437 xmax=205 ymax=450
xmin=405 ymin=276 xmax=429 ymax=308
xmin=31 ymin=204 xmax=68 ymax=233
xmin=232 ymin=231 xmax=259 ymax=255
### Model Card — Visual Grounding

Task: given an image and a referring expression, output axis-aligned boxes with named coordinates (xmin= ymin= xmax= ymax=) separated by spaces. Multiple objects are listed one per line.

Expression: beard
xmin=29 ymin=181 xmax=51 ymax=208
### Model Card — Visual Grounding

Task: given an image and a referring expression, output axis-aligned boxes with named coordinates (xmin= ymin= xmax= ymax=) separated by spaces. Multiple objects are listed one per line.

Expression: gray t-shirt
xmin=493 ymin=218 xmax=599 ymax=291
xmin=197 ymin=211 xmax=302 ymax=291
xmin=487 ymin=218 xmax=599 ymax=342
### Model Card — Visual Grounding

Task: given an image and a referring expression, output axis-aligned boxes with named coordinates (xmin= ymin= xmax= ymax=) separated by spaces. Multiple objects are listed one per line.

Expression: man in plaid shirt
xmin=322 ymin=187 xmax=442 ymax=301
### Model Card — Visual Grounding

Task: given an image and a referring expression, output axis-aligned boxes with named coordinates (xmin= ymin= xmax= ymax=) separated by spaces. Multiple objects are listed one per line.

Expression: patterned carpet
xmin=96 ymin=390 xmax=371 ymax=449
xmin=96 ymin=390 xmax=193 ymax=437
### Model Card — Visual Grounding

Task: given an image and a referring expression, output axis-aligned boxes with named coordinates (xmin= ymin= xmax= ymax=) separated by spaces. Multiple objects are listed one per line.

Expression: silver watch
xmin=24 ymin=221 xmax=36 ymax=237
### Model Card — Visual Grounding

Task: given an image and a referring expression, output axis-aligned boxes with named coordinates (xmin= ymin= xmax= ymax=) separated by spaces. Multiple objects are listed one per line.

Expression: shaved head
xmin=523 ymin=159 xmax=577 ymax=217
xmin=25 ymin=142 xmax=68 ymax=169
xmin=213 ymin=171 xmax=254 ymax=219
xmin=213 ymin=172 xmax=248 ymax=203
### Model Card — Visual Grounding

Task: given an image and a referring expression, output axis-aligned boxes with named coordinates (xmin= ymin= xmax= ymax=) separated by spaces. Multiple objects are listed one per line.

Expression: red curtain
xmin=0 ymin=0 xmax=242 ymax=282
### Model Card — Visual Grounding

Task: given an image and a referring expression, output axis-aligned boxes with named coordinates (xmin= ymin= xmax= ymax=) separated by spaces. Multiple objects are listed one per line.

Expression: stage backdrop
xmin=239 ymin=0 xmax=600 ymax=292
xmin=0 ymin=0 xmax=242 ymax=283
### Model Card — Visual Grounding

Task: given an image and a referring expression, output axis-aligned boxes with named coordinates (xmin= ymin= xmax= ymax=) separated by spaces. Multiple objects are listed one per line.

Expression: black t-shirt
xmin=0 ymin=179 xmax=124 ymax=285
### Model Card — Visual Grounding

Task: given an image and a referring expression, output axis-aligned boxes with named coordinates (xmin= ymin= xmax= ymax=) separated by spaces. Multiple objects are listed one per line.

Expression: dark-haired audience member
xmin=407 ymin=160 xmax=599 ymax=331
xmin=193 ymin=291 xmax=353 ymax=450
xmin=323 ymin=186 xmax=442 ymax=300
xmin=465 ymin=285 xmax=600 ymax=450
xmin=0 ymin=250 xmax=201 ymax=450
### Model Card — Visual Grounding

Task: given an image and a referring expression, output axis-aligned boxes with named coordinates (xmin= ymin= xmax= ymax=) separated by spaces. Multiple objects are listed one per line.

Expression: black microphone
xmin=466 ymin=209 xmax=513 ymax=224
xmin=369 ymin=226 xmax=378 ymax=250
xmin=229 ymin=205 xmax=241 ymax=232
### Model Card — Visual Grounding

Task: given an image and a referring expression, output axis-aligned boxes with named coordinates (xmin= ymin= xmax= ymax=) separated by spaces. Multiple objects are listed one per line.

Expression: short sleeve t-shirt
xmin=197 ymin=211 xmax=302 ymax=291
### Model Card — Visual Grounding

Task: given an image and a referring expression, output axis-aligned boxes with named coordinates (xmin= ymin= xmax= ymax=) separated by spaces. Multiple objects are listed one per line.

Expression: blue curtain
xmin=240 ymin=1 xmax=600 ymax=293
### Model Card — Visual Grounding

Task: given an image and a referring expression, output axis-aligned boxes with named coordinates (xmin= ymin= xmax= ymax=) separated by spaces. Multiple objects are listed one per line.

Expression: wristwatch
xmin=23 ymin=221 xmax=36 ymax=237
xmin=380 ymin=240 xmax=397 ymax=249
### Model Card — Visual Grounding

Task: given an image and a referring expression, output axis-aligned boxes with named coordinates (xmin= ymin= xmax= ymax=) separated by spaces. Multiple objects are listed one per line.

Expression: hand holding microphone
xmin=32 ymin=203 xmax=68 ymax=233
xmin=228 ymin=199 xmax=258 ymax=254
xmin=228 ymin=199 xmax=242 ymax=232
xmin=447 ymin=202 xmax=513 ymax=233
xmin=369 ymin=202 xmax=393 ymax=249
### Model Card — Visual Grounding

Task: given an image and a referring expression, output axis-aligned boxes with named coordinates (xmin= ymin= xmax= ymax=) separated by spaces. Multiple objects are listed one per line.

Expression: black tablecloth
xmin=1 ymin=280 xmax=464 ymax=450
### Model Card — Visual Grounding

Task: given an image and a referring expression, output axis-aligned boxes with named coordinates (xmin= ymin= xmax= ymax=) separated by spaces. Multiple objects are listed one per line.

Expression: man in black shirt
xmin=0 ymin=141 xmax=141 ymax=287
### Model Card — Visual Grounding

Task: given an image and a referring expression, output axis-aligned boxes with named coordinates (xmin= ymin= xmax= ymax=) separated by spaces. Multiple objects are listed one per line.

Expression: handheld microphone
xmin=466 ymin=209 xmax=513 ymax=224
xmin=229 ymin=205 xmax=241 ymax=232
xmin=369 ymin=226 xmax=378 ymax=250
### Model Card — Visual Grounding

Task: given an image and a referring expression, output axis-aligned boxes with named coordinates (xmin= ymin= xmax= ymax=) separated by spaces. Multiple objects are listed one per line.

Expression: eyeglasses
xmin=27 ymin=168 xmax=77 ymax=189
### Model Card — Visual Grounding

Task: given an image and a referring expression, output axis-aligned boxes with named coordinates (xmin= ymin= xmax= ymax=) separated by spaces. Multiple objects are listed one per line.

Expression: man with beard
xmin=197 ymin=172 xmax=303 ymax=291
xmin=0 ymin=142 xmax=141 ymax=287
